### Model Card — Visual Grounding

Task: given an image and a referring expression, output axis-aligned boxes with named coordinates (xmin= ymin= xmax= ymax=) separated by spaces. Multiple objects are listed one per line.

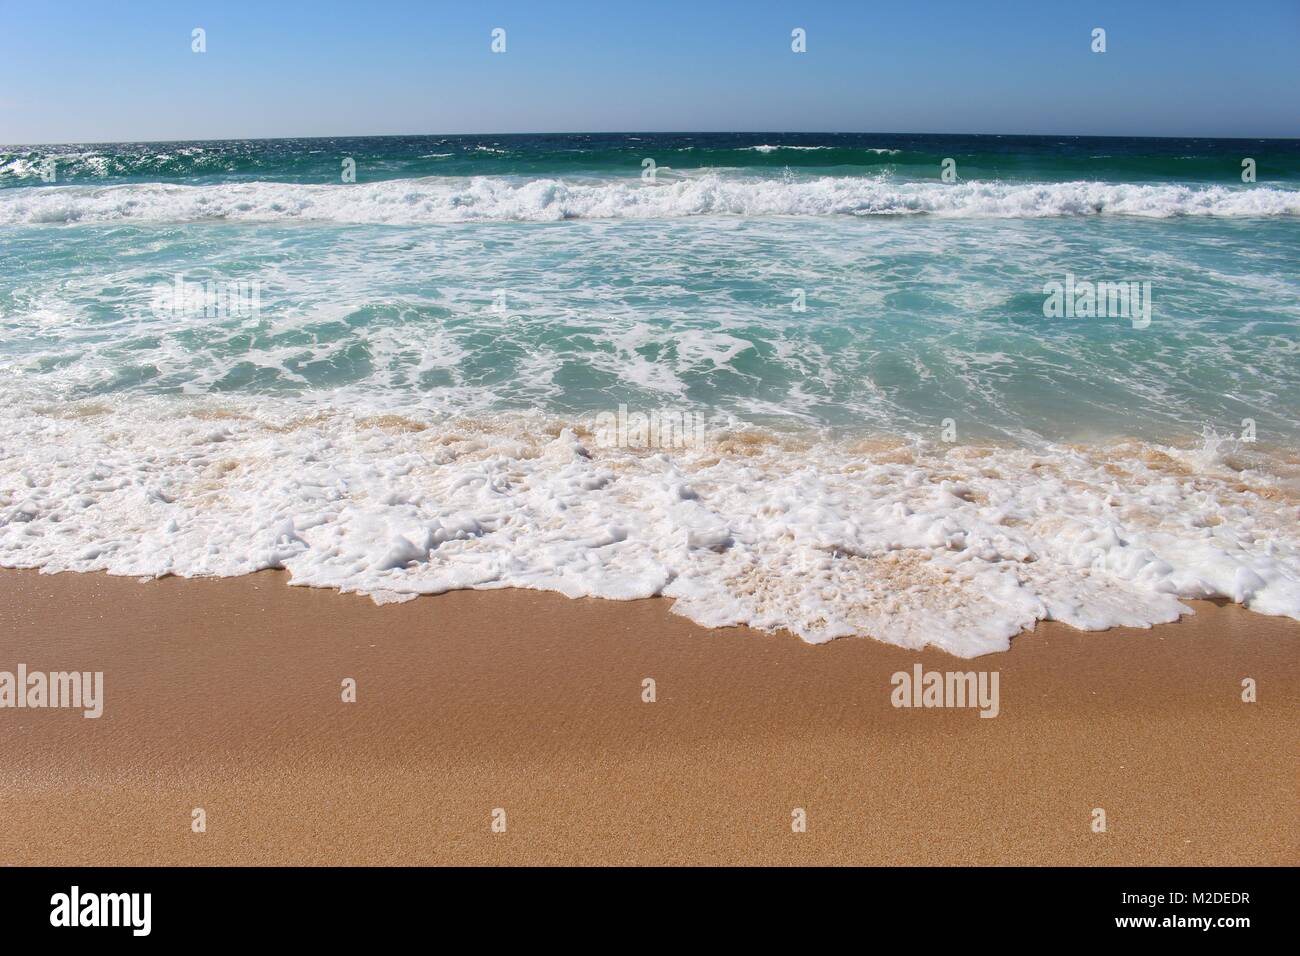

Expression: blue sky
xmin=1 ymin=0 xmax=1297 ymax=143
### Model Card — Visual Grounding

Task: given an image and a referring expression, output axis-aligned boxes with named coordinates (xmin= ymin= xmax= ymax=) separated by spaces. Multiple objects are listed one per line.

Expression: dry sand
xmin=0 ymin=567 xmax=1295 ymax=865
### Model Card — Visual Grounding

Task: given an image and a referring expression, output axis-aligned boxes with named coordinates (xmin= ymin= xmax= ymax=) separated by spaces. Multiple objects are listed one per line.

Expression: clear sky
xmin=1 ymin=0 xmax=1297 ymax=144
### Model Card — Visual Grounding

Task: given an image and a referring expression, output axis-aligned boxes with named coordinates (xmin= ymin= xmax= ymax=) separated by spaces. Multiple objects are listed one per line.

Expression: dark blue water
xmin=4 ymin=132 xmax=1300 ymax=187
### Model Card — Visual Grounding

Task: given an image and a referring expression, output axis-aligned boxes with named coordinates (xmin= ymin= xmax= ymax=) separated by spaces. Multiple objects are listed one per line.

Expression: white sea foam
xmin=740 ymin=145 xmax=900 ymax=154
xmin=743 ymin=145 xmax=838 ymax=152
xmin=4 ymin=174 xmax=1297 ymax=224
xmin=1 ymin=397 xmax=1297 ymax=656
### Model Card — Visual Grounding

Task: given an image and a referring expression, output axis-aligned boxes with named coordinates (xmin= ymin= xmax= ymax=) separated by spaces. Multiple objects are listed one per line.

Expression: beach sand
xmin=0 ymin=567 xmax=1295 ymax=866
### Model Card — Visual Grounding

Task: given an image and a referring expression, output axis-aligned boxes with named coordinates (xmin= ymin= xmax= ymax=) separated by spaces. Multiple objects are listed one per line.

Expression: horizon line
xmin=5 ymin=129 xmax=1300 ymax=149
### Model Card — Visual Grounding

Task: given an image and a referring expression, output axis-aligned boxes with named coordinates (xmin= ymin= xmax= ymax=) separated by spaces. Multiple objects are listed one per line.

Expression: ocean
xmin=1 ymin=132 xmax=1298 ymax=655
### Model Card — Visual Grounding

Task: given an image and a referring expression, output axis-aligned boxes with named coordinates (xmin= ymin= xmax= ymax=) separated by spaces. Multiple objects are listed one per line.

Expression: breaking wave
xmin=4 ymin=174 xmax=1298 ymax=224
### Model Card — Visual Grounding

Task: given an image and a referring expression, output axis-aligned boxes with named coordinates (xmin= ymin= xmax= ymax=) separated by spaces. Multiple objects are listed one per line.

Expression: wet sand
xmin=0 ymin=568 xmax=1295 ymax=865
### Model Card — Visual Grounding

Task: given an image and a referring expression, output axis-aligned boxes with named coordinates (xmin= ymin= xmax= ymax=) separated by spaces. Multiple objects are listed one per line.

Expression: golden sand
xmin=0 ymin=568 xmax=1295 ymax=865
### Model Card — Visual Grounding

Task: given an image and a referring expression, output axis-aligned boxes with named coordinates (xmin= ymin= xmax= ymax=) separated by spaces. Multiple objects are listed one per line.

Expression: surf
xmin=3 ymin=174 xmax=1299 ymax=224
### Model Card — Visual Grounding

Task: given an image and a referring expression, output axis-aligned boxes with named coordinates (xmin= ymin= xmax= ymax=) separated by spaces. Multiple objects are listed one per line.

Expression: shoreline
xmin=1 ymin=567 xmax=1295 ymax=866
xmin=5 ymin=399 xmax=1297 ymax=657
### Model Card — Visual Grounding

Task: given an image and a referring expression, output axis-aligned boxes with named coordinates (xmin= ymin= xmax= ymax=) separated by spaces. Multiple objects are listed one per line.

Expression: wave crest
xmin=4 ymin=174 xmax=1297 ymax=224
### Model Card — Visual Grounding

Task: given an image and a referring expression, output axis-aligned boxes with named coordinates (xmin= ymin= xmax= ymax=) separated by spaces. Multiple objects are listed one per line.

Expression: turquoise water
xmin=2 ymin=133 xmax=1298 ymax=442
xmin=0 ymin=215 xmax=1297 ymax=442
xmin=1 ymin=134 xmax=1298 ymax=653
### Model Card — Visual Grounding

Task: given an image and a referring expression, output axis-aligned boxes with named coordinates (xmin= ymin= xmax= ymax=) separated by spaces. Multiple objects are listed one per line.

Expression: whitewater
xmin=2 ymin=174 xmax=1299 ymax=224
xmin=2 ymin=133 xmax=1298 ymax=654
xmin=1 ymin=395 xmax=1297 ymax=657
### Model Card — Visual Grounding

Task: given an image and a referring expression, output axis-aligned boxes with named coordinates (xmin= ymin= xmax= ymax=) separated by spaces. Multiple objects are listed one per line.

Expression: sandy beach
xmin=0 ymin=567 xmax=1294 ymax=866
